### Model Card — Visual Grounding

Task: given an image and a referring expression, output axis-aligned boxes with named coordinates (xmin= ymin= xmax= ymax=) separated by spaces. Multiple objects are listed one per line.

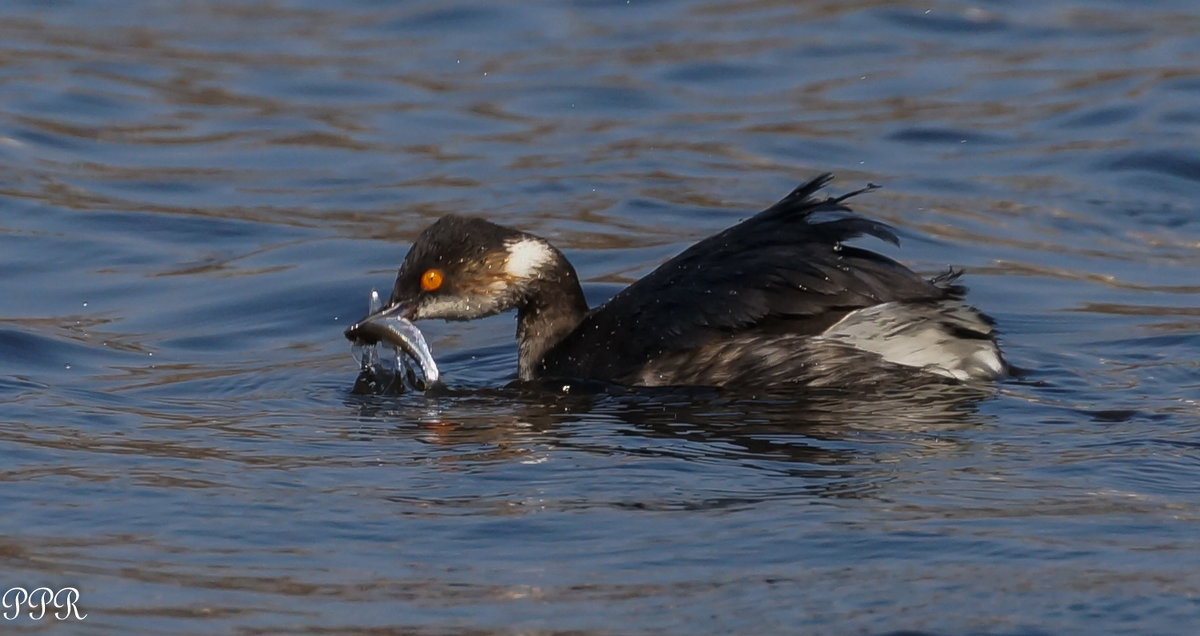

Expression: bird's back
xmin=537 ymin=174 xmax=1003 ymax=387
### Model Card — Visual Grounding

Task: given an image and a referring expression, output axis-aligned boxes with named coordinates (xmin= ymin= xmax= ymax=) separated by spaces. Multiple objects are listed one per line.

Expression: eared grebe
xmin=345 ymin=174 xmax=1006 ymax=388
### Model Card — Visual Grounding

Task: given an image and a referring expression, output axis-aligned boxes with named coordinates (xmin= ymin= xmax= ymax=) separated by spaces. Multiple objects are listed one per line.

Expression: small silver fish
xmin=345 ymin=290 xmax=439 ymax=388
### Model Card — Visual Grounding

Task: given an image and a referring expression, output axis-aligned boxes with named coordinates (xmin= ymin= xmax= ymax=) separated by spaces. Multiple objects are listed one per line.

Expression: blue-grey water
xmin=2 ymin=1 xmax=1199 ymax=633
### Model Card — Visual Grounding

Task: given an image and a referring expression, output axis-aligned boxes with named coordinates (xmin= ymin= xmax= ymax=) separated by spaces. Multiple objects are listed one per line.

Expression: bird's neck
xmin=515 ymin=258 xmax=589 ymax=381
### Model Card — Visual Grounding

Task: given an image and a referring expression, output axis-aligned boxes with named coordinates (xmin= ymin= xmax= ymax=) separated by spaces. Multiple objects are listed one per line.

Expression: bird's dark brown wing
xmin=538 ymin=174 xmax=948 ymax=381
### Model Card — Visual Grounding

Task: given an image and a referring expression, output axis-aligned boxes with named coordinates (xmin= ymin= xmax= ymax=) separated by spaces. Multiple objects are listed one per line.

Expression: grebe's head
xmin=383 ymin=215 xmax=559 ymax=321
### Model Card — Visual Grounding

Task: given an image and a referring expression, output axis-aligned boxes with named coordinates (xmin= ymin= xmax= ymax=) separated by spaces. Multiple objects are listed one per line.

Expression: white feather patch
xmin=819 ymin=301 xmax=1005 ymax=381
xmin=504 ymin=238 xmax=554 ymax=278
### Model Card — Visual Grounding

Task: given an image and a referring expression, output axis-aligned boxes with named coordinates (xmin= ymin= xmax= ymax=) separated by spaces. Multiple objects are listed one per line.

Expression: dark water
xmin=2 ymin=0 xmax=1199 ymax=633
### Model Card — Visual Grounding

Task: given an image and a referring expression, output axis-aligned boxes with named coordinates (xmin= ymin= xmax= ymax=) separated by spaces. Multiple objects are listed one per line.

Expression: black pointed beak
xmin=343 ymin=301 xmax=412 ymax=344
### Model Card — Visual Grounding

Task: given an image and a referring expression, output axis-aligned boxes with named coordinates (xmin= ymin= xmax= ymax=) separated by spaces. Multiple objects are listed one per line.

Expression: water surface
xmin=2 ymin=1 xmax=1199 ymax=633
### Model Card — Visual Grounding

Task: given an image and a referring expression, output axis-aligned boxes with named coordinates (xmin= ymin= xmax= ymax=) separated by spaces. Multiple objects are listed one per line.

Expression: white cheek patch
xmin=504 ymin=238 xmax=554 ymax=278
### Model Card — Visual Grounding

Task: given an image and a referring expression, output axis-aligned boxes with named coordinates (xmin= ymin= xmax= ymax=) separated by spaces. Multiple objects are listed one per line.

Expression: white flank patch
xmin=820 ymin=301 xmax=1005 ymax=381
xmin=504 ymin=238 xmax=554 ymax=278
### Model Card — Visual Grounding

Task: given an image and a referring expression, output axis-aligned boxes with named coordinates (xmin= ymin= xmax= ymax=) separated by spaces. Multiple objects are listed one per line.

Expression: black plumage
xmin=347 ymin=174 xmax=1006 ymax=388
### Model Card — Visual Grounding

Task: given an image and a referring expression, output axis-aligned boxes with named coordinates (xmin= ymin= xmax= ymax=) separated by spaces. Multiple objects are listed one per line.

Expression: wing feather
xmin=539 ymin=174 xmax=947 ymax=381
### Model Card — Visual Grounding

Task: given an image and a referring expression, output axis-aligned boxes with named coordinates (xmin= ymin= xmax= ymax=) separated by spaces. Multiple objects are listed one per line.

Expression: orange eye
xmin=420 ymin=268 xmax=444 ymax=292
